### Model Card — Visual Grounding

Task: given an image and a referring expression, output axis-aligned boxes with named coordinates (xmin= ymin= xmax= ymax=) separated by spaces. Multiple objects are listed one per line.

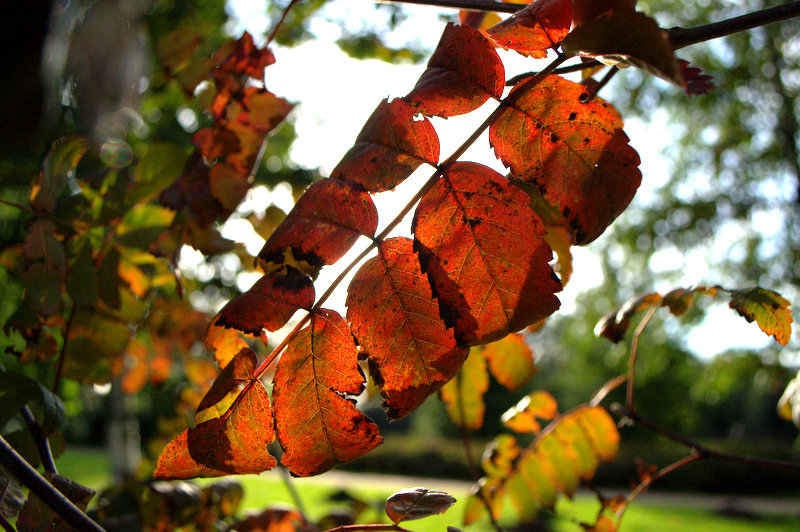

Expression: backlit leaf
xmin=487 ymin=0 xmax=572 ymax=58
xmin=562 ymin=11 xmax=682 ymax=86
xmin=154 ymin=349 xmax=277 ymax=479
xmin=331 ymin=98 xmax=439 ymax=192
xmin=346 ymin=237 xmax=468 ymax=419
xmin=413 ymin=162 xmax=561 ymax=346
xmin=482 ymin=333 xmax=536 ymax=391
xmin=439 ymin=348 xmax=489 ymax=430
xmin=273 ymin=309 xmax=382 ymax=477
xmin=481 ymin=433 xmax=521 ymax=479
xmin=404 ymin=23 xmax=504 ymax=117
xmin=501 ymin=391 xmax=558 ymax=433
xmin=468 ymin=405 xmax=619 ymax=524
xmin=30 ymin=136 xmax=90 ymax=213
xmin=240 ymin=88 xmax=294 ymax=133
xmin=660 ymin=285 xmax=717 ymax=317
xmin=491 ymin=75 xmax=641 ymax=244
xmin=385 ymin=488 xmax=456 ymax=524
xmin=257 ymin=178 xmax=378 ymax=279
xmin=778 ymin=370 xmax=800 ymax=428
xmin=216 ymin=269 xmax=314 ymax=336
xmin=543 ymin=224 xmax=573 ymax=287
xmin=205 ymin=315 xmax=251 ymax=369
xmin=230 ymin=507 xmax=312 ymax=531
xmin=728 ymin=287 xmax=793 ymax=346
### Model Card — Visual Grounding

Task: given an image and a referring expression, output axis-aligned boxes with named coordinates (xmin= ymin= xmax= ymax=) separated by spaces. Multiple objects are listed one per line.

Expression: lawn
xmin=55 ymin=447 xmax=800 ymax=531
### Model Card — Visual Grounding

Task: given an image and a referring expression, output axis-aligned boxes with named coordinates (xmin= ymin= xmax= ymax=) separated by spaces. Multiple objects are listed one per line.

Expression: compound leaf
xmin=491 ymin=75 xmax=641 ymax=244
xmin=273 ymin=309 xmax=382 ymax=477
xmin=331 ymin=99 xmax=439 ymax=192
xmin=413 ymin=162 xmax=561 ymax=346
xmin=405 ymin=23 xmax=504 ymax=117
xmin=346 ymin=237 xmax=468 ymax=419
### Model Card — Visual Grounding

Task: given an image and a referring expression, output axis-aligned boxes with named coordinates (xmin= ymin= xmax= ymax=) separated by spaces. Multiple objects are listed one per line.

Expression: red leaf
xmin=154 ymin=349 xmax=277 ymax=479
xmin=257 ymin=178 xmax=378 ymax=279
xmin=216 ymin=269 xmax=315 ymax=336
xmin=413 ymin=162 xmax=561 ymax=346
xmin=215 ymin=32 xmax=275 ymax=83
xmin=346 ymin=237 xmax=468 ymax=419
xmin=404 ymin=23 xmax=504 ymax=118
xmin=273 ymin=309 xmax=382 ymax=476
xmin=331 ymin=99 xmax=439 ymax=192
xmin=490 ymin=75 xmax=641 ymax=244
xmin=192 ymin=128 xmax=241 ymax=161
xmin=487 ymin=0 xmax=572 ymax=58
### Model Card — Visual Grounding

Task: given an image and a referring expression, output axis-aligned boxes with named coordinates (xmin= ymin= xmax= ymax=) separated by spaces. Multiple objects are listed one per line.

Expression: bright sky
xmin=190 ymin=0 xmax=791 ymax=361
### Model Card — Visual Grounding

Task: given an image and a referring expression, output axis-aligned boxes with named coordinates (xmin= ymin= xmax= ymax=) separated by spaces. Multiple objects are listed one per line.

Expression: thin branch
xmin=277 ymin=463 xmax=308 ymax=517
xmin=580 ymin=66 xmax=618 ymax=102
xmin=325 ymin=525 xmax=412 ymax=532
xmin=267 ymin=0 xmax=302 ymax=45
xmin=0 ymin=436 xmax=104 ymax=532
xmin=626 ymin=305 xmax=657 ymax=410
xmin=618 ymin=452 xmax=703 ymax=518
xmin=612 ymin=404 xmax=800 ymax=472
xmin=590 ymin=375 xmax=626 ymax=407
xmin=668 ymin=1 xmax=800 ymax=50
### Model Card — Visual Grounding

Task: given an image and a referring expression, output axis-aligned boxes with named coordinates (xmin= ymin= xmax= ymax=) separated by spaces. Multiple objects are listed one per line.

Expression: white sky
xmin=197 ymin=0 xmax=794 ymax=361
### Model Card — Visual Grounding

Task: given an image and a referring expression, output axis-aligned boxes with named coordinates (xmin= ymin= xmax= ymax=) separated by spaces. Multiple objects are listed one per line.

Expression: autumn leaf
xmin=466 ymin=405 xmax=619 ymax=525
xmin=404 ymin=23 xmax=504 ymax=118
xmin=562 ymin=11 xmax=682 ymax=87
xmin=205 ymin=315 xmax=251 ymax=369
xmin=483 ymin=333 xmax=537 ymax=391
xmin=154 ymin=349 xmax=277 ymax=479
xmin=384 ymin=488 xmax=456 ymax=524
xmin=728 ymin=287 xmax=793 ymax=346
xmin=230 ymin=507 xmax=313 ymax=531
xmin=215 ymin=269 xmax=314 ymax=336
xmin=439 ymin=348 xmax=489 ymax=430
xmin=487 ymin=0 xmax=572 ymax=58
xmin=660 ymin=285 xmax=717 ymax=317
xmin=778 ymin=370 xmax=800 ymax=428
xmin=273 ymin=309 xmax=382 ymax=477
xmin=413 ymin=162 xmax=561 ymax=346
xmin=17 ymin=473 xmax=94 ymax=532
xmin=346 ymin=237 xmax=468 ymax=419
xmin=594 ymin=292 xmax=662 ymax=343
xmin=331 ymin=98 xmax=440 ymax=192
xmin=678 ymin=59 xmax=715 ymax=95
xmin=491 ymin=75 xmax=641 ymax=244
xmin=257 ymin=178 xmax=378 ymax=278
xmin=240 ymin=88 xmax=294 ymax=133
xmin=501 ymin=390 xmax=559 ymax=433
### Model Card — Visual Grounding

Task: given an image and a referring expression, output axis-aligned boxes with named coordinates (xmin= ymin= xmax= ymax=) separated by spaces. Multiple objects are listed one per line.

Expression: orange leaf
xmin=154 ymin=349 xmax=277 ymax=479
xmin=487 ymin=0 xmax=572 ymax=58
xmin=483 ymin=333 xmax=536 ymax=391
xmin=205 ymin=315 xmax=251 ymax=369
xmin=239 ymin=88 xmax=293 ymax=133
xmin=331 ymin=99 xmax=439 ymax=192
xmin=594 ymin=292 xmax=662 ymax=343
xmin=273 ymin=309 xmax=382 ymax=477
xmin=404 ymin=23 xmax=504 ymax=118
xmin=413 ymin=162 xmax=561 ymax=346
xmin=216 ymin=269 xmax=314 ymax=336
xmin=257 ymin=178 xmax=378 ymax=279
xmin=728 ymin=287 xmax=793 ymax=346
xmin=490 ymin=75 xmax=641 ymax=244
xmin=501 ymin=390 xmax=558 ymax=433
xmin=346 ymin=237 xmax=468 ymax=419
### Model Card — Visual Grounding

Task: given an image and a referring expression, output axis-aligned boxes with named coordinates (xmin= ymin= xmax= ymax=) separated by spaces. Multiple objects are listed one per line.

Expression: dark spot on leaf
xmin=568 ymin=112 xmax=577 ymax=121
xmin=550 ymin=133 xmax=559 ymax=143
xmin=467 ymin=219 xmax=480 ymax=227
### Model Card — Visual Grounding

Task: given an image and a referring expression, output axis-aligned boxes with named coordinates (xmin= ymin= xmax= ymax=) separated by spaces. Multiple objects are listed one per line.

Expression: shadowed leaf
xmin=154 ymin=349 xmax=277 ymax=479
xmin=413 ymin=162 xmax=561 ymax=346
xmin=385 ymin=488 xmax=456 ymax=524
xmin=594 ymin=292 xmax=662 ymax=343
xmin=491 ymin=75 xmax=641 ymax=244
xmin=18 ymin=473 xmax=94 ymax=532
xmin=487 ymin=0 xmax=572 ymax=58
xmin=331 ymin=98 xmax=439 ymax=192
xmin=562 ymin=11 xmax=682 ymax=86
xmin=404 ymin=23 xmax=504 ymax=117
xmin=30 ymin=136 xmax=90 ymax=213
xmin=347 ymin=237 xmax=468 ymax=419
xmin=0 ymin=466 xmax=24 ymax=520
xmin=273 ymin=309 xmax=382 ymax=477
xmin=216 ymin=269 xmax=314 ymax=336
xmin=257 ymin=178 xmax=378 ymax=279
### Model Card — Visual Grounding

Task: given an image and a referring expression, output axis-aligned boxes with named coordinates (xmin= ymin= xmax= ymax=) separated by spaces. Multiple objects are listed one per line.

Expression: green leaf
xmin=562 ymin=11 xmax=682 ymax=87
xmin=66 ymin=241 xmax=99 ymax=308
xmin=439 ymin=348 xmax=489 ymax=430
xmin=130 ymin=143 xmax=189 ymax=203
xmin=0 ymin=371 xmax=65 ymax=432
xmin=30 ymin=136 xmax=90 ymax=213
xmin=728 ymin=287 xmax=793 ymax=346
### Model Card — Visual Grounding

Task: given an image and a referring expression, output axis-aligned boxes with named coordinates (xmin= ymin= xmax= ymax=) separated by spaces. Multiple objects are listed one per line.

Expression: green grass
xmin=55 ymin=448 xmax=800 ymax=531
